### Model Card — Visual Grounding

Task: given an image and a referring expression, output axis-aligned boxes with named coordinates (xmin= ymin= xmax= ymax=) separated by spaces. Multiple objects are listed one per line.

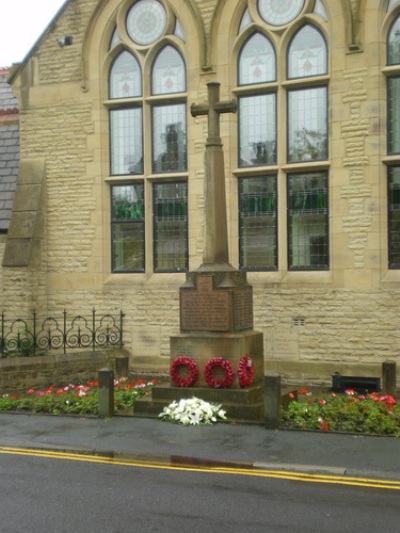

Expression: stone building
xmin=1 ymin=0 xmax=400 ymax=385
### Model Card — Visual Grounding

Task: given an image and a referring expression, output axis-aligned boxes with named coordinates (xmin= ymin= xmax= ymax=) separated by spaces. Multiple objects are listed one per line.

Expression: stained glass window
xmin=287 ymin=87 xmax=328 ymax=162
xmin=239 ymin=9 xmax=252 ymax=33
xmin=238 ymin=33 xmax=276 ymax=85
xmin=152 ymin=105 xmax=187 ymax=173
xmin=108 ymin=5 xmax=187 ymax=273
xmin=313 ymin=0 xmax=328 ymax=21
xmin=239 ymin=94 xmax=276 ymax=166
xmin=152 ymin=46 xmax=186 ymax=95
xmin=153 ymin=182 xmax=188 ymax=271
xmin=388 ymin=167 xmax=400 ymax=268
xmin=109 ymin=51 xmax=141 ymax=99
xmin=288 ymin=25 xmax=327 ymax=79
xmin=288 ymin=173 xmax=329 ymax=269
xmin=110 ymin=108 xmax=143 ymax=175
xmin=388 ymin=77 xmax=400 ymax=154
xmin=239 ymin=177 xmax=277 ymax=270
xmin=388 ymin=15 xmax=400 ymax=65
xmin=111 ymin=184 xmax=145 ymax=272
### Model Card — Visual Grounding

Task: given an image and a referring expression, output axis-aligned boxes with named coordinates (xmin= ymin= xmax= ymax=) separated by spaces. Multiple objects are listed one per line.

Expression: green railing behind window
xmin=155 ymin=199 xmax=187 ymax=218
xmin=289 ymin=191 xmax=326 ymax=212
xmin=113 ymin=202 xmax=143 ymax=220
xmin=241 ymin=194 xmax=276 ymax=214
xmin=391 ymin=186 xmax=400 ymax=209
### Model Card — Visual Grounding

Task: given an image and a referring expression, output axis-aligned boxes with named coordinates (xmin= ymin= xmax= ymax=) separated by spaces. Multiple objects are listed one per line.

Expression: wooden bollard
xmin=115 ymin=356 xmax=129 ymax=380
xmin=264 ymin=373 xmax=281 ymax=429
xmin=382 ymin=360 xmax=397 ymax=397
xmin=98 ymin=368 xmax=114 ymax=418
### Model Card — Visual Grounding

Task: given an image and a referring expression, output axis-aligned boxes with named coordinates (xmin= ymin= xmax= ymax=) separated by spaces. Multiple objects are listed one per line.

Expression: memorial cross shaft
xmin=191 ymin=82 xmax=237 ymax=268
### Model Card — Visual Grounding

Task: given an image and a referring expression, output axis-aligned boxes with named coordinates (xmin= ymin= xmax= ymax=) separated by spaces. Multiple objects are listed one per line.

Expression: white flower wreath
xmin=158 ymin=397 xmax=227 ymax=425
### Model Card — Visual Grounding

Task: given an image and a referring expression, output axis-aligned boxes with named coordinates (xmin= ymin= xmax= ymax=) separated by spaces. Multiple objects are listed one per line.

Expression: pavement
xmin=0 ymin=412 xmax=399 ymax=481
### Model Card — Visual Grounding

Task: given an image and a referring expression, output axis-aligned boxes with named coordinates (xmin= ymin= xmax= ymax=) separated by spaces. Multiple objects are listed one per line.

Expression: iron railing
xmin=0 ymin=309 xmax=124 ymax=358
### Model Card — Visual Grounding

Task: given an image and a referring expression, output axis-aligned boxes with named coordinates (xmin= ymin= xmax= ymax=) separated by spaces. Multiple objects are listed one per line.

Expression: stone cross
xmin=191 ymin=82 xmax=237 ymax=269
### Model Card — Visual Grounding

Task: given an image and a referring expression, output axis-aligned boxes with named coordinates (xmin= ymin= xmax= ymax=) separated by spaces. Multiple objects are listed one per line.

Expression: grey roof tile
xmin=0 ymin=70 xmax=18 ymax=112
xmin=0 ymin=72 xmax=19 ymax=230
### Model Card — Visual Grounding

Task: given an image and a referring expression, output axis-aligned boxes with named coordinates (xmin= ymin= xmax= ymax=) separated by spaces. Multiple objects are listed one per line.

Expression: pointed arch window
xmin=238 ymin=32 xmax=276 ymax=85
xmin=109 ymin=51 xmax=141 ymax=99
xmin=287 ymin=24 xmax=327 ymax=79
xmin=106 ymin=1 xmax=188 ymax=274
xmin=388 ymin=15 xmax=400 ymax=65
xmin=387 ymin=13 xmax=400 ymax=268
xmin=236 ymin=13 xmax=329 ymax=272
xmin=238 ymin=34 xmax=277 ymax=169
xmin=152 ymin=46 xmax=186 ymax=94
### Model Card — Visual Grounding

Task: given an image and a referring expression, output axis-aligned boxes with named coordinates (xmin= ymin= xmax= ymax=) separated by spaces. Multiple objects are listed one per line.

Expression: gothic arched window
xmin=237 ymin=3 xmax=329 ymax=272
xmin=106 ymin=0 xmax=188 ymax=273
xmin=386 ymin=12 xmax=400 ymax=268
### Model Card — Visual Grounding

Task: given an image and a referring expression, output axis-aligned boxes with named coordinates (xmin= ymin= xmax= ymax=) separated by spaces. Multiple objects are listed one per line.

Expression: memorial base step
xmin=133 ymin=383 xmax=265 ymax=424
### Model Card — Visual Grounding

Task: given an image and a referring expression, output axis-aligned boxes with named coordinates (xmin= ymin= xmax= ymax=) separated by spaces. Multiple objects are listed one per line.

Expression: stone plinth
xmin=170 ymin=330 xmax=264 ymax=388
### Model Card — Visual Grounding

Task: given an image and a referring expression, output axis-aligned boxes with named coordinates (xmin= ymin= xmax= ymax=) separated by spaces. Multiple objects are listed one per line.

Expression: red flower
xmin=318 ymin=417 xmax=329 ymax=431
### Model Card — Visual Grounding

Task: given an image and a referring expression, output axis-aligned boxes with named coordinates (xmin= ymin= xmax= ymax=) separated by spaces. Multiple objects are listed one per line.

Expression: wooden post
xmin=115 ymin=356 xmax=129 ymax=380
xmin=382 ymin=360 xmax=397 ymax=397
xmin=98 ymin=368 xmax=114 ymax=418
xmin=264 ymin=373 xmax=281 ymax=429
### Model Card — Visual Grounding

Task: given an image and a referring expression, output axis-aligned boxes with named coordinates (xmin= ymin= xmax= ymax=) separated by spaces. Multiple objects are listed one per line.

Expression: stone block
xmin=170 ymin=330 xmax=264 ymax=388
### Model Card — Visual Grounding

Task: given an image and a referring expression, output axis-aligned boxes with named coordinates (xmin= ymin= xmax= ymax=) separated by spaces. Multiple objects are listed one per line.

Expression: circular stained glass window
xmin=127 ymin=0 xmax=167 ymax=46
xmin=258 ymin=0 xmax=305 ymax=26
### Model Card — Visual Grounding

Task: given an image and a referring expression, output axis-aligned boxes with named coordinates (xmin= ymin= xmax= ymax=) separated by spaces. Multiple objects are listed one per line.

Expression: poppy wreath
xmin=170 ymin=356 xmax=199 ymax=387
xmin=204 ymin=357 xmax=235 ymax=389
xmin=237 ymin=356 xmax=255 ymax=388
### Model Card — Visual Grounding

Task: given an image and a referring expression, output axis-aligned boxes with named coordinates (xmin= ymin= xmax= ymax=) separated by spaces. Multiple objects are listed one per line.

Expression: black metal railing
xmin=0 ymin=309 xmax=124 ymax=358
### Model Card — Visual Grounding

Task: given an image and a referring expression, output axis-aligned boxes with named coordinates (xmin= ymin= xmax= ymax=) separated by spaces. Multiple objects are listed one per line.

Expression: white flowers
xmin=159 ymin=397 xmax=227 ymax=425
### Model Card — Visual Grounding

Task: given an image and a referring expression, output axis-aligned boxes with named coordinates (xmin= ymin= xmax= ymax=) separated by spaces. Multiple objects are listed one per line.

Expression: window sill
xmin=246 ymin=269 xmax=333 ymax=287
xmin=104 ymin=272 xmax=186 ymax=289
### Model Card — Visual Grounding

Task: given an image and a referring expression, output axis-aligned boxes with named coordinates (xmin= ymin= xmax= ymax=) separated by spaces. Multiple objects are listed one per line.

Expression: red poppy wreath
xmin=170 ymin=356 xmax=199 ymax=387
xmin=237 ymin=356 xmax=255 ymax=388
xmin=204 ymin=357 xmax=234 ymax=389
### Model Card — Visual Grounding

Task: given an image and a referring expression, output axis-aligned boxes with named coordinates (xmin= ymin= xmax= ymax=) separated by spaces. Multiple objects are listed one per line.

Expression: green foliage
xmin=0 ymin=378 xmax=155 ymax=416
xmin=282 ymin=389 xmax=400 ymax=437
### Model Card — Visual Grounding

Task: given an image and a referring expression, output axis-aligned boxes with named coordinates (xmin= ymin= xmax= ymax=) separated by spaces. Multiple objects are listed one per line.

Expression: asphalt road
xmin=0 ymin=450 xmax=398 ymax=533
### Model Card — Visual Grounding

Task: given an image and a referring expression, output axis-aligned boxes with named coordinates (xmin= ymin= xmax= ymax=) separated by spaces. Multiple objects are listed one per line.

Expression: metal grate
xmin=292 ymin=317 xmax=305 ymax=328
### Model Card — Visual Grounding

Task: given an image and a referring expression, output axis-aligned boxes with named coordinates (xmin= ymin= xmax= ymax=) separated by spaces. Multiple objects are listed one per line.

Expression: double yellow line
xmin=0 ymin=445 xmax=399 ymax=491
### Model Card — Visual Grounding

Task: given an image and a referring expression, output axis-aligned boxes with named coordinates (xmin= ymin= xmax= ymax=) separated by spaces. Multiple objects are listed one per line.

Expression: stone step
xmin=133 ymin=381 xmax=265 ymax=423
xmin=133 ymin=394 xmax=264 ymax=424
xmin=151 ymin=383 xmax=264 ymax=404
